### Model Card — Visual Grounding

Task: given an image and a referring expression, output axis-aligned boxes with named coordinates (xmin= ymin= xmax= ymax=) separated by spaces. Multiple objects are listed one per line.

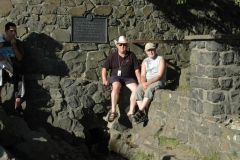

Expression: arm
xmin=11 ymin=38 xmax=23 ymax=61
xmin=102 ymin=67 xmax=109 ymax=85
xmin=140 ymin=60 xmax=146 ymax=83
xmin=135 ymin=69 xmax=141 ymax=84
xmin=142 ymin=58 xmax=166 ymax=90
xmin=7 ymin=56 xmax=13 ymax=65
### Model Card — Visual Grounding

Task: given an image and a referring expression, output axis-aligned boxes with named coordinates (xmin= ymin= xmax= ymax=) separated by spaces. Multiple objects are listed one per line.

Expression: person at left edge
xmin=0 ymin=22 xmax=25 ymax=114
xmin=102 ymin=36 xmax=141 ymax=122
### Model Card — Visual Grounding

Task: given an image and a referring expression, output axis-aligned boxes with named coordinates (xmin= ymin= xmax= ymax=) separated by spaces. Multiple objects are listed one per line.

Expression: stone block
xmin=139 ymin=144 xmax=161 ymax=160
xmin=225 ymin=65 xmax=240 ymax=77
xmin=167 ymin=102 xmax=180 ymax=118
xmin=190 ymin=65 xmax=197 ymax=76
xmin=159 ymin=90 xmax=172 ymax=103
xmin=197 ymin=65 xmax=206 ymax=77
xmin=49 ymin=88 xmax=63 ymax=99
xmin=52 ymin=28 xmax=70 ymax=42
xmin=207 ymin=91 xmax=225 ymax=103
xmin=176 ymin=120 xmax=188 ymax=132
xmin=196 ymin=41 xmax=205 ymax=49
xmin=92 ymin=5 xmax=112 ymax=16
xmin=83 ymin=70 xmax=98 ymax=80
xmin=220 ymin=140 xmax=231 ymax=151
xmin=221 ymin=51 xmax=234 ymax=65
xmin=190 ymin=49 xmax=200 ymax=65
xmin=187 ymin=112 xmax=203 ymax=124
xmin=165 ymin=116 xmax=176 ymax=129
xmin=190 ymin=88 xmax=204 ymax=100
xmin=230 ymin=104 xmax=240 ymax=114
xmin=230 ymin=141 xmax=240 ymax=151
xmin=69 ymin=6 xmax=86 ymax=16
xmin=230 ymin=90 xmax=240 ymax=103
xmin=161 ymin=127 xmax=177 ymax=139
xmin=206 ymin=41 xmax=226 ymax=52
xmin=179 ymin=95 xmax=190 ymax=110
xmin=221 ymin=127 xmax=236 ymax=141
xmin=205 ymin=66 xmax=226 ymax=78
xmin=192 ymin=77 xmax=219 ymax=90
xmin=194 ymin=125 xmax=209 ymax=135
xmin=219 ymin=78 xmax=233 ymax=90
xmin=209 ymin=122 xmax=222 ymax=136
xmin=80 ymin=43 xmax=98 ymax=51
xmin=188 ymin=98 xmax=197 ymax=112
xmin=179 ymin=110 xmax=188 ymax=121
xmin=195 ymin=143 xmax=211 ymax=156
xmin=142 ymin=5 xmax=154 ymax=18
xmin=176 ymin=131 xmax=188 ymax=143
xmin=179 ymin=67 xmax=190 ymax=86
xmin=203 ymin=102 xmax=225 ymax=116
xmin=199 ymin=51 xmax=220 ymax=66
xmin=233 ymin=77 xmax=240 ymax=89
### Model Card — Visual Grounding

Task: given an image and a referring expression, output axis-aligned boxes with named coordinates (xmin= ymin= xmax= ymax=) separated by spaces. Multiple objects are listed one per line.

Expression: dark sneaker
xmin=134 ymin=110 xmax=148 ymax=124
xmin=136 ymin=114 xmax=148 ymax=124
xmin=128 ymin=114 xmax=137 ymax=124
xmin=134 ymin=110 xmax=144 ymax=119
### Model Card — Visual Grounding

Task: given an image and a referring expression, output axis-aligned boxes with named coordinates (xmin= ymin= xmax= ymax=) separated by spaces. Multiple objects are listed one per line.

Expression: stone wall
xmin=108 ymin=39 xmax=240 ymax=160
xmin=190 ymin=39 xmax=240 ymax=116
xmin=0 ymin=0 xmax=240 ymax=159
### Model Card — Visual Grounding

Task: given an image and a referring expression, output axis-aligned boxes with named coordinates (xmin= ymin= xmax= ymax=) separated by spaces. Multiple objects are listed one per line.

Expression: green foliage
xmin=203 ymin=152 xmax=219 ymax=160
xmin=158 ymin=136 xmax=199 ymax=156
xmin=232 ymin=151 xmax=238 ymax=157
xmin=175 ymin=84 xmax=190 ymax=92
xmin=177 ymin=0 xmax=240 ymax=6
xmin=159 ymin=136 xmax=180 ymax=148
xmin=177 ymin=0 xmax=186 ymax=4
xmin=131 ymin=151 xmax=154 ymax=160
xmin=235 ymin=0 xmax=240 ymax=6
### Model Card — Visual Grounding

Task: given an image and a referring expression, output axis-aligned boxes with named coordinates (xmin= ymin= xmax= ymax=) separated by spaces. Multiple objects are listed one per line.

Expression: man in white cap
xmin=102 ymin=36 xmax=141 ymax=122
xmin=133 ymin=42 xmax=167 ymax=124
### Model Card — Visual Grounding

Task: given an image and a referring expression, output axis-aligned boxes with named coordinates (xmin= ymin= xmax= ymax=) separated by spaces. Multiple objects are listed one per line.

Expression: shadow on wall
xmin=21 ymin=32 xmax=79 ymax=143
xmin=23 ymin=32 xmax=66 ymax=75
xmin=1 ymin=32 xmax=85 ymax=155
xmin=149 ymin=0 xmax=240 ymax=34
xmin=165 ymin=61 xmax=181 ymax=90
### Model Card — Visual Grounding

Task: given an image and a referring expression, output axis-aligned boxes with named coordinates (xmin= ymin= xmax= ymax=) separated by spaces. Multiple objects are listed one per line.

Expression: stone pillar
xmin=189 ymin=39 xmax=240 ymax=116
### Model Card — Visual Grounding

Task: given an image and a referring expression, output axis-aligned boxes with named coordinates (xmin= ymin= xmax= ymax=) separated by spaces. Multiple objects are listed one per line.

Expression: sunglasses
xmin=118 ymin=44 xmax=127 ymax=46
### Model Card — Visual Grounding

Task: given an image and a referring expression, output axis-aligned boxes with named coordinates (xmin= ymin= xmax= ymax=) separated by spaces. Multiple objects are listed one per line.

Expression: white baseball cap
xmin=145 ymin=43 xmax=156 ymax=51
xmin=0 ymin=35 xmax=5 ymax=43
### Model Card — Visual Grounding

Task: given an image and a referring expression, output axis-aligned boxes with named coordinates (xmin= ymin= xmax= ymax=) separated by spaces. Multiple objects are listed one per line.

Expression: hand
xmin=141 ymin=82 xmax=149 ymax=91
xmin=11 ymin=38 xmax=17 ymax=47
xmin=102 ymin=79 xmax=109 ymax=85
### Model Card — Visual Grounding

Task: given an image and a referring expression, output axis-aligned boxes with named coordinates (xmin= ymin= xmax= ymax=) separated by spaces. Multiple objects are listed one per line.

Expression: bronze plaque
xmin=71 ymin=14 xmax=108 ymax=43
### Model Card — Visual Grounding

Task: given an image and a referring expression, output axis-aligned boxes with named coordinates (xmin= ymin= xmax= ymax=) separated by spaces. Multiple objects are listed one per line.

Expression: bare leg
xmin=126 ymin=83 xmax=138 ymax=115
xmin=138 ymin=97 xmax=151 ymax=114
xmin=15 ymin=97 xmax=21 ymax=110
xmin=111 ymin=82 xmax=122 ymax=113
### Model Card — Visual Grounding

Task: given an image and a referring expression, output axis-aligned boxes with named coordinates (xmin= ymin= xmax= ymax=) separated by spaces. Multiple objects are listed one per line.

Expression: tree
xmin=177 ymin=0 xmax=240 ymax=6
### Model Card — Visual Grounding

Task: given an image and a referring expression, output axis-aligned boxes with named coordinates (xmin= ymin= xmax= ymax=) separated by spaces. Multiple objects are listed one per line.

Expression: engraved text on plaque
xmin=71 ymin=14 xmax=108 ymax=43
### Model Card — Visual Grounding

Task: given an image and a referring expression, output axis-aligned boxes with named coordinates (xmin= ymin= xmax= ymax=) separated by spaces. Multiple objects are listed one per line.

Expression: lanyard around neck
xmin=118 ymin=55 xmax=124 ymax=69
